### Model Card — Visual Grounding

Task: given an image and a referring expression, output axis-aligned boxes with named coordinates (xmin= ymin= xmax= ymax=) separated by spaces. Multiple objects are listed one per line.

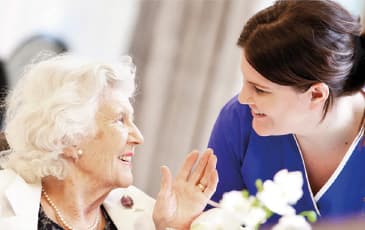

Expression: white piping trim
xmin=314 ymin=126 xmax=364 ymax=201
xmin=293 ymin=135 xmax=321 ymax=216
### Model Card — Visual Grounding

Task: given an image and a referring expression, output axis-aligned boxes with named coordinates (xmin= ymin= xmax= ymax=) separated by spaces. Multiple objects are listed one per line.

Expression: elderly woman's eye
xmin=120 ymin=117 xmax=126 ymax=123
xmin=115 ymin=115 xmax=126 ymax=124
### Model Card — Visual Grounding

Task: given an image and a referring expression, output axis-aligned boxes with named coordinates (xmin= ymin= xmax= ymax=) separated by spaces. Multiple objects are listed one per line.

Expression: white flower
xmin=220 ymin=191 xmax=267 ymax=228
xmin=257 ymin=169 xmax=303 ymax=215
xmin=272 ymin=215 xmax=311 ymax=230
xmin=241 ymin=207 xmax=267 ymax=229
xmin=190 ymin=169 xmax=314 ymax=230
xmin=273 ymin=169 xmax=303 ymax=204
xmin=190 ymin=208 xmax=243 ymax=230
xmin=220 ymin=191 xmax=252 ymax=218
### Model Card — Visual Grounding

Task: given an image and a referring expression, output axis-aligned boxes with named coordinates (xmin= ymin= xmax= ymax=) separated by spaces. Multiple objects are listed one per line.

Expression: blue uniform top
xmin=208 ymin=95 xmax=365 ymax=222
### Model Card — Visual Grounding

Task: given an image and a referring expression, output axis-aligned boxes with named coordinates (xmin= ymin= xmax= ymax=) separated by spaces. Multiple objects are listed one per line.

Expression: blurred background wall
xmin=0 ymin=0 xmax=363 ymax=197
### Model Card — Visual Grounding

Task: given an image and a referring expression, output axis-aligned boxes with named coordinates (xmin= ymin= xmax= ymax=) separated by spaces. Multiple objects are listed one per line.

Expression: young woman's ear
xmin=307 ymin=82 xmax=330 ymax=108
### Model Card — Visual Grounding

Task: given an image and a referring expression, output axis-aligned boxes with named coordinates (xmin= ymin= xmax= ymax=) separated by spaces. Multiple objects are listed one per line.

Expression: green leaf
xmin=242 ymin=190 xmax=249 ymax=198
xmin=255 ymin=179 xmax=263 ymax=192
xmin=252 ymin=197 xmax=260 ymax=206
xmin=299 ymin=211 xmax=317 ymax=223
xmin=264 ymin=207 xmax=273 ymax=219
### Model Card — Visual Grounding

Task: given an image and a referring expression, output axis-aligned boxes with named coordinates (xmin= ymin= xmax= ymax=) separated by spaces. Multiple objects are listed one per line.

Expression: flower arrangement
xmin=191 ymin=169 xmax=317 ymax=230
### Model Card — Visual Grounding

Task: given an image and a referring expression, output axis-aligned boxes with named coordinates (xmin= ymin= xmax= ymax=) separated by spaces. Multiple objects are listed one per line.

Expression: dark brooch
xmin=121 ymin=195 xmax=134 ymax=209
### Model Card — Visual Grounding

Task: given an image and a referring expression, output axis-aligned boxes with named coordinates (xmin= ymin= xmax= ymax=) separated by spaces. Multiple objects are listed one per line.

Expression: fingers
xmin=203 ymin=169 xmax=218 ymax=197
xmin=174 ymin=148 xmax=217 ymax=196
xmin=176 ymin=150 xmax=199 ymax=181
xmin=189 ymin=148 xmax=214 ymax=185
xmin=199 ymin=152 xmax=217 ymax=186
xmin=158 ymin=165 xmax=172 ymax=197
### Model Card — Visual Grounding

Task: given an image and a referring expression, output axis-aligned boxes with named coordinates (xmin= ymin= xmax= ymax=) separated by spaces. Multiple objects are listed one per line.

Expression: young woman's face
xmin=238 ymin=53 xmax=314 ymax=136
xmin=77 ymin=93 xmax=143 ymax=189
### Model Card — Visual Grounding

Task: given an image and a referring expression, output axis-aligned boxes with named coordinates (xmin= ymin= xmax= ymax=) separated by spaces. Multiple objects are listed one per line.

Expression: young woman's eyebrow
xmin=247 ymin=81 xmax=272 ymax=90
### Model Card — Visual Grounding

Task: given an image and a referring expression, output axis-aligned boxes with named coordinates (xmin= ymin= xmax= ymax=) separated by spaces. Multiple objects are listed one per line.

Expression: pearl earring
xmin=77 ymin=149 xmax=83 ymax=155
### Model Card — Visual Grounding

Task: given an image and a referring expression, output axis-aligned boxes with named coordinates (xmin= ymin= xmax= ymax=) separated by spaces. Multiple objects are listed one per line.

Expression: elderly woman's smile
xmin=119 ymin=152 xmax=134 ymax=164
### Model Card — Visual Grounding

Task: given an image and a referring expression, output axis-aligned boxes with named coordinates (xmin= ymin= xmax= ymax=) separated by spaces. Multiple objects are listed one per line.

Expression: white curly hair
xmin=1 ymin=53 xmax=136 ymax=183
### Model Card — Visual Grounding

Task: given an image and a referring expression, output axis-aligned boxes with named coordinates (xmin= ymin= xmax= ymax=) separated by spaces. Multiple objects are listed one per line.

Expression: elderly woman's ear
xmin=62 ymin=146 xmax=83 ymax=160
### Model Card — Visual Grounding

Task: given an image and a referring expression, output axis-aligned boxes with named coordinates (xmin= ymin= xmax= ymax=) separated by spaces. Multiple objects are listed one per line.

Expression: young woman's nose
xmin=238 ymin=84 xmax=254 ymax=105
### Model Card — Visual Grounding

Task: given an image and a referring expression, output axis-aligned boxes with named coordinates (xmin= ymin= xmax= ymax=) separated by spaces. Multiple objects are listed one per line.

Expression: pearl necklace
xmin=41 ymin=188 xmax=100 ymax=230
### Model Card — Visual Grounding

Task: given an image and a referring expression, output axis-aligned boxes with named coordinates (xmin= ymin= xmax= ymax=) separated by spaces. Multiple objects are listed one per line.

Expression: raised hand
xmin=153 ymin=149 xmax=218 ymax=230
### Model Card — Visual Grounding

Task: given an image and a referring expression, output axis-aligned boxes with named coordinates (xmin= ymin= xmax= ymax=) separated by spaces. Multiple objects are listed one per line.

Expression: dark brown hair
xmin=238 ymin=0 xmax=365 ymax=119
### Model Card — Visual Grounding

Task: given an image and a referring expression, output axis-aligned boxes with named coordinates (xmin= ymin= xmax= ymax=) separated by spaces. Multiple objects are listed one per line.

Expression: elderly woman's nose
xmin=128 ymin=123 xmax=144 ymax=145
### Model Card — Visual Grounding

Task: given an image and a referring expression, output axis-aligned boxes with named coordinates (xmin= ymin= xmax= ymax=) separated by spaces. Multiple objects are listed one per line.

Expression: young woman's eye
xmin=254 ymin=87 xmax=266 ymax=94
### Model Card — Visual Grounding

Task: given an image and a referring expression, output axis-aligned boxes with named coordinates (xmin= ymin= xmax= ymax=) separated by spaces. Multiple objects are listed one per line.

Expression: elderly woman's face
xmin=76 ymin=95 xmax=143 ymax=188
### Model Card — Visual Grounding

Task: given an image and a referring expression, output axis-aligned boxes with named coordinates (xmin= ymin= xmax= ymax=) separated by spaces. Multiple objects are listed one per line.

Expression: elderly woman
xmin=0 ymin=54 xmax=218 ymax=230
